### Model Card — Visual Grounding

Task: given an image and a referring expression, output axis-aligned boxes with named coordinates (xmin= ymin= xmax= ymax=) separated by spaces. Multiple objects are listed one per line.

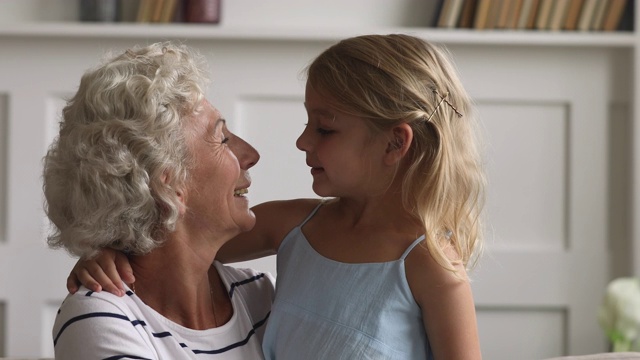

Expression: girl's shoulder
xmin=404 ymin=241 xmax=472 ymax=304
xmin=253 ymin=198 xmax=324 ymax=218
xmin=251 ymin=198 xmax=325 ymax=244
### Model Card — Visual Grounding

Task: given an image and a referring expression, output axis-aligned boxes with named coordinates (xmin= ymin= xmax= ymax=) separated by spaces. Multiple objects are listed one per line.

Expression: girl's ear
xmin=384 ymin=123 xmax=413 ymax=165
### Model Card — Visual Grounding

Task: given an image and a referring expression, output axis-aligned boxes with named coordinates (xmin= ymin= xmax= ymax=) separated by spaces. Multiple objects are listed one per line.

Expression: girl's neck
xmin=332 ymin=185 xmax=420 ymax=228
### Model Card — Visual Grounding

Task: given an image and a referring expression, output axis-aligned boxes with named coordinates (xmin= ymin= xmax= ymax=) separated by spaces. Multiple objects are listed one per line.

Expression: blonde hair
xmin=43 ymin=42 xmax=209 ymax=258
xmin=306 ymin=34 xmax=485 ymax=272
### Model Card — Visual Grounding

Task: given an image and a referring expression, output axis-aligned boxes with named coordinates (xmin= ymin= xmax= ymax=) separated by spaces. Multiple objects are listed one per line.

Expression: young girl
xmin=68 ymin=34 xmax=485 ymax=359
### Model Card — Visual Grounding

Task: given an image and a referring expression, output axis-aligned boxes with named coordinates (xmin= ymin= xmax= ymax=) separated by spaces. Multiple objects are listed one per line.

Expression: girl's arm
xmin=67 ymin=248 xmax=134 ymax=296
xmin=405 ymin=244 xmax=483 ymax=359
xmin=218 ymin=198 xmax=321 ymax=262
xmin=67 ymin=199 xmax=320 ymax=295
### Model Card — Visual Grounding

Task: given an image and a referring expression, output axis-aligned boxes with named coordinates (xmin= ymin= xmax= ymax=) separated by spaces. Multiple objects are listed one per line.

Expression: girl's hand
xmin=66 ymin=248 xmax=134 ymax=297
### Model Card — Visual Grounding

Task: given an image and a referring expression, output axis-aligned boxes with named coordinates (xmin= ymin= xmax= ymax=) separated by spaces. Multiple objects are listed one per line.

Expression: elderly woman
xmin=43 ymin=42 xmax=274 ymax=359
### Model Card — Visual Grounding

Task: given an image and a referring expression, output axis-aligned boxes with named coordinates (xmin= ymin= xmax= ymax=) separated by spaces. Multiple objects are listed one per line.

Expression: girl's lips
xmin=310 ymin=167 xmax=324 ymax=176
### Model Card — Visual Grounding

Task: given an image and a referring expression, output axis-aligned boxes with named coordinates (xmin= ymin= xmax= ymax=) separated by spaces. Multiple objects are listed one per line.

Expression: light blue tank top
xmin=262 ymin=204 xmax=433 ymax=360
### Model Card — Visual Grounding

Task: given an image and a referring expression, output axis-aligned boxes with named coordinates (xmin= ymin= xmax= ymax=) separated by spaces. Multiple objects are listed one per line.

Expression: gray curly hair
xmin=43 ymin=42 xmax=209 ymax=258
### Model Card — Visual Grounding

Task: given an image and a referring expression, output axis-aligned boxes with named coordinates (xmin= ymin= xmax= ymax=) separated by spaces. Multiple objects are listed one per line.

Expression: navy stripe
xmin=192 ymin=311 xmax=270 ymax=355
xmin=85 ymin=291 xmax=94 ymax=296
xmin=103 ymin=355 xmax=152 ymax=360
xmin=153 ymin=332 xmax=172 ymax=338
xmin=228 ymin=273 xmax=266 ymax=298
xmin=131 ymin=320 xmax=147 ymax=326
xmin=54 ymin=312 xmax=134 ymax=346
xmin=126 ymin=290 xmax=135 ymax=296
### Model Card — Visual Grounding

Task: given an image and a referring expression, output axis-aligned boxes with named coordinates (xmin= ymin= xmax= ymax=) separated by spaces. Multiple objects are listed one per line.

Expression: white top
xmin=52 ymin=262 xmax=275 ymax=359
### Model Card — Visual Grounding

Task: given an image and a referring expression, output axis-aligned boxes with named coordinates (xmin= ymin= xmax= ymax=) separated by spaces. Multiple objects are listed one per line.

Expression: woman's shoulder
xmin=55 ymin=286 xmax=137 ymax=325
xmin=215 ymin=262 xmax=276 ymax=294
xmin=53 ymin=287 xmax=154 ymax=358
xmin=53 ymin=287 xmax=137 ymax=344
xmin=215 ymin=262 xmax=275 ymax=323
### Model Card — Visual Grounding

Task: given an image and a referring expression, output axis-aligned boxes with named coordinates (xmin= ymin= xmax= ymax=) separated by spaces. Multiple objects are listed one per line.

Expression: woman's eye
xmin=221 ymin=136 xmax=230 ymax=144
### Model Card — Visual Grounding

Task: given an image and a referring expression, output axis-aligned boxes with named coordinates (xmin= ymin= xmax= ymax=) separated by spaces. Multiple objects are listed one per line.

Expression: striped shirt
xmin=52 ymin=262 xmax=274 ymax=360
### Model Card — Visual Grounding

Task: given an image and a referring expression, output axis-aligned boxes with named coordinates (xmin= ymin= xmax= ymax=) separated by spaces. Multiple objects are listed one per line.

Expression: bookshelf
xmin=432 ymin=0 xmax=633 ymax=32
xmin=0 ymin=1 xmax=638 ymax=359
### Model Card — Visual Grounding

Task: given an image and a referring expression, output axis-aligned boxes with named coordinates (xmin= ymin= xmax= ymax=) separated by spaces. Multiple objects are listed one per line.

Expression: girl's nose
xmin=296 ymin=126 xmax=311 ymax=152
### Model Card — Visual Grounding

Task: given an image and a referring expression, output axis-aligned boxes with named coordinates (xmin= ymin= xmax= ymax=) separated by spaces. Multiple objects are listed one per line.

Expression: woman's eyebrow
xmin=213 ymin=118 xmax=227 ymax=131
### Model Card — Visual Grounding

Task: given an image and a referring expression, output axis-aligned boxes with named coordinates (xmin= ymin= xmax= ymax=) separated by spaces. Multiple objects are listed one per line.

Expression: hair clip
xmin=426 ymin=90 xmax=463 ymax=122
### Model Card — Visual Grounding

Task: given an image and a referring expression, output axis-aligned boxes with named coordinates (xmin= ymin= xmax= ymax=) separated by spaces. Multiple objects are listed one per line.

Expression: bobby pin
xmin=426 ymin=90 xmax=463 ymax=122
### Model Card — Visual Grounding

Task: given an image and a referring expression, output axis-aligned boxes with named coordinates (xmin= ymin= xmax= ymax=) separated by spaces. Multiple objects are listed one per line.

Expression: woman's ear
xmin=161 ymin=171 xmax=187 ymax=216
xmin=384 ymin=123 xmax=413 ymax=165
xmin=176 ymin=188 xmax=187 ymax=214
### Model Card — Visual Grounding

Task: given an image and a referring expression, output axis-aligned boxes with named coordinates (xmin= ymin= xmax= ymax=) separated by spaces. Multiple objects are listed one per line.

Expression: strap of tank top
xmin=299 ymin=201 xmax=324 ymax=227
xmin=400 ymin=234 xmax=426 ymax=260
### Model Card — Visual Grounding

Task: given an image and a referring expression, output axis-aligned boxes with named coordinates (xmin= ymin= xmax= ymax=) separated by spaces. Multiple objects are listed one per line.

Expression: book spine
xmin=184 ymin=0 xmax=221 ymax=23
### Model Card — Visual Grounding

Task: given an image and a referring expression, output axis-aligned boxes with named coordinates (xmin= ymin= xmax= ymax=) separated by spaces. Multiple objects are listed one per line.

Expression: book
xmin=151 ymin=0 xmax=165 ymax=22
xmin=516 ymin=0 xmax=538 ymax=29
xmin=79 ymin=0 xmax=97 ymax=21
xmin=173 ymin=0 xmax=187 ymax=22
xmin=590 ymin=0 xmax=609 ymax=30
xmin=430 ymin=0 xmax=446 ymax=26
xmin=136 ymin=0 xmax=154 ymax=22
xmin=534 ymin=0 xmax=555 ymax=29
xmin=548 ymin=0 xmax=571 ymax=31
xmin=495 ymin=0 xmax=512 ymax=28
xmin=445 ymin=0 xmax=465 ymax=28
xmin=474 ymin=0 xmax=493 ymax=29
xmin=80 ymin=0 xmax=119 ymax=22
xmin=437 ymin=0 xmax=454 ymax=27
xmin=458 ymin=0 xmax=478 ymax=28
xmin=577 ymin=0 xmax=598 ymax=31
xmin=525 ymin=0 xmax=541 ymax=28
xmin=602 ymin=0 xmax=628 ymax=31
xmin=118 ymin=0 xmax=140 ymax=22
xmin=485 ymin=0 xmax=504 ymax=29
xmin=159 ymin=0 xmax=178 ymax=23
xmin=505 ymin=0 xmax=524 ymax=29
xmin=184 ymin=0 xmax=221 ymax=23
xmin=563 ymin=0 xmax=585 ymax=30
xmin=617 ymin=0 xmax=633 ymax=30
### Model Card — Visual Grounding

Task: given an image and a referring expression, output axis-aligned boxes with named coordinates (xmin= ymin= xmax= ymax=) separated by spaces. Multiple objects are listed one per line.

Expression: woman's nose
xmin=235 ymin=137 xmax=260 ymax=170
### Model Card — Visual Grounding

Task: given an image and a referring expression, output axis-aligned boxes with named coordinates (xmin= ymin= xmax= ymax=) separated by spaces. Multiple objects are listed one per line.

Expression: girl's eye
xmin=316 ymin=128 xmax=334 ymax=135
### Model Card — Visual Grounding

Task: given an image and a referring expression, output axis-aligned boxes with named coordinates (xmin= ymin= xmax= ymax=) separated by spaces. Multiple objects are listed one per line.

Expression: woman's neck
xmin=129 ymin=235 xmax=233 ymax=330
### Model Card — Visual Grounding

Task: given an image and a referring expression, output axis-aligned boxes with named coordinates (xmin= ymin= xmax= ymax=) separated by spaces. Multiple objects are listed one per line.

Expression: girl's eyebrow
xmin=304 ymin=106 xmax=334 ymax=119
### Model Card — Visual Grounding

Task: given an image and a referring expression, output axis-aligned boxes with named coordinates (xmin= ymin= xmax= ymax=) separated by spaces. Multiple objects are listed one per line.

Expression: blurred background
xmin=0 ymin=0 xmax=636 ymax=358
